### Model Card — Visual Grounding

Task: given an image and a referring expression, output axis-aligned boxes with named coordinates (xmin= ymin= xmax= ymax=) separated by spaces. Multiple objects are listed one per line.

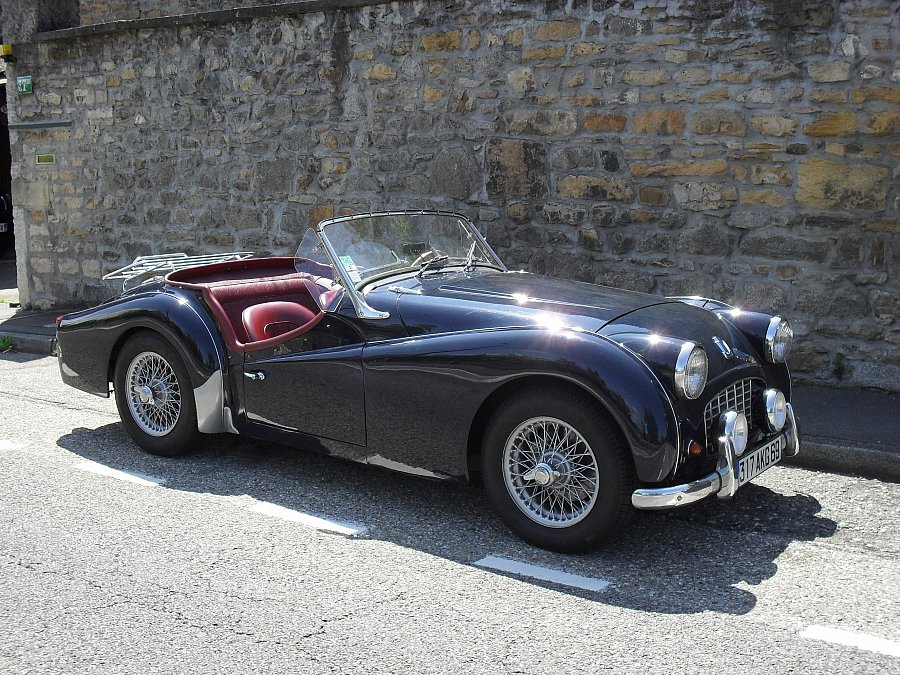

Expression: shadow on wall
xmin=58 ymin=423 xmax=837 ymax=615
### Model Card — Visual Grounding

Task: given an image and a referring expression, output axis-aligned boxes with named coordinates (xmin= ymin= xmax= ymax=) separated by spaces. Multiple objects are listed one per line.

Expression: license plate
xmin=738 ymin=434 xmax=785 ymax=486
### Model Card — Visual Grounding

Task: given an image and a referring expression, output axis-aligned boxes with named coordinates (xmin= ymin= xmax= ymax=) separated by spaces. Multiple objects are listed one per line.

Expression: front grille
xmin=703 ymin=379 xmax=757 ymax=452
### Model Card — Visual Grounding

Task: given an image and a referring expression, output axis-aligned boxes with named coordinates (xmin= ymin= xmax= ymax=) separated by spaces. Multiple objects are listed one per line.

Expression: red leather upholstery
xmin=165 ymin=259 xmax=336 ymax=353
xmin=242 ymin=301 xmax=318 ymax=341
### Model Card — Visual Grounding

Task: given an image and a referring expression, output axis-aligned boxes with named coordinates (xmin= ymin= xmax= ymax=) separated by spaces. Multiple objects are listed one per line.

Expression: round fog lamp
xmin=764 ymin=389 xmax=787 ymax=432
xmin=719 ymin=411 xmax=749 ymax=456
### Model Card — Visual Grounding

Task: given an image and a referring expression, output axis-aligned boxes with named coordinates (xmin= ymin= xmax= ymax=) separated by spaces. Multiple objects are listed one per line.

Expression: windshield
xmin=311 ymin=212 xmax=504 ymax=288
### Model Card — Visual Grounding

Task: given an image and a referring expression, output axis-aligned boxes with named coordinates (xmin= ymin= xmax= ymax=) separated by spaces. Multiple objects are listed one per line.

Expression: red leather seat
xmin=242 ymin=301 xmax=319 ymax=342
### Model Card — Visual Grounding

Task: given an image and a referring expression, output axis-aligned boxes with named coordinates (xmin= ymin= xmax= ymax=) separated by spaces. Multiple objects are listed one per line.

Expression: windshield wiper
xmin=416 ymin=254 xmax=450 ymax=277
xmin=463 ymin=241 xmax=477 ymax=272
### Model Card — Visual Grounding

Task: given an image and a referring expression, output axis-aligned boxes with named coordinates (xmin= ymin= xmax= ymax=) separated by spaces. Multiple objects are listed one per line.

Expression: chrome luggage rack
xmin=103 ymin=252 xmax=254 ymax=291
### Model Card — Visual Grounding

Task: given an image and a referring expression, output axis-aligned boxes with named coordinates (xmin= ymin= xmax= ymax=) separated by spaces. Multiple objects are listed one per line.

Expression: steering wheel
xmin=411 ymin=249 xmax=446 ymax=267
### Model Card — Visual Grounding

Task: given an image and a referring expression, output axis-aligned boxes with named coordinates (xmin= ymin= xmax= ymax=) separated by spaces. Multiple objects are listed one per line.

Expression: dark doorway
xmin=0 ymin=79 xmax=13 ymax=259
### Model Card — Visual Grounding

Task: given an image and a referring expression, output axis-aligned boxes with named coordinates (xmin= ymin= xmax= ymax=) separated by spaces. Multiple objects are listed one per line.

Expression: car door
xmin=240 ymin=313 xmax=366 ymax=446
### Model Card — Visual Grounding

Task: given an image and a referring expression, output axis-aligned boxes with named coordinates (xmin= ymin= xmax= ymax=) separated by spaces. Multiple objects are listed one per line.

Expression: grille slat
xmin=703 ymin=379 xmax=756 ymax=452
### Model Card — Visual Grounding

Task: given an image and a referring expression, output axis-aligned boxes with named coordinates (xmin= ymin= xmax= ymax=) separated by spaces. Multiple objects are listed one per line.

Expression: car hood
xmin=387 ymin=270 xmax=673 ymax=335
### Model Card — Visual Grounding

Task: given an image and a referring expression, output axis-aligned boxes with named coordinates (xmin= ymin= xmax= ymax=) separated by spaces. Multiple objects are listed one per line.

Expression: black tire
xmin=481 ymin=386 xmax=634 ymax=553
xmin=113 ymin=332 xmax=200 ymax=457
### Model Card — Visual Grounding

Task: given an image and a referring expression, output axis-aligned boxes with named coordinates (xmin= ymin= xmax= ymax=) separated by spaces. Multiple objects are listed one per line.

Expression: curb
xmin=785 ymin=438 xmax=900 ymax=483
xmin=4 ymin=332 xmax=57 ymax=357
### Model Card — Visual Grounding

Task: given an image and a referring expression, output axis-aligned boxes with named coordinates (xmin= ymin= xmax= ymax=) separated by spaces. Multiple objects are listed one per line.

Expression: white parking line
xmin=800 ymin=625 xmax=900 ymax=658
xmin=474 ymin=555 xmax=611 ymax=592
xmin=75 ymin=460 xmax=166 ymax=487
xmin=250 ymin=501 xmax=369 ymax=537
xmin=0 ymin=440 xmax=22 ymax=452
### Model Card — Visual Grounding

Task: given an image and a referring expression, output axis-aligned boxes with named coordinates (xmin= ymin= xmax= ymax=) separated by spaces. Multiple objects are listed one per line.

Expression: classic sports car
xmin=57 ymin=211 xmax=799 ymax=552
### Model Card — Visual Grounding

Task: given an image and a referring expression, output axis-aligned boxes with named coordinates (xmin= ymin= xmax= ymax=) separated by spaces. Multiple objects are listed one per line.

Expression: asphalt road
xmin=1 ymin=353 xmax=898 ymax=673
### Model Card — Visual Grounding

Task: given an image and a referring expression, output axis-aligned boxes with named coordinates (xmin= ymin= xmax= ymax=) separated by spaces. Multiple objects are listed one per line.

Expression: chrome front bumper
xmin=632 ymin=403 xmax=800 ymax=510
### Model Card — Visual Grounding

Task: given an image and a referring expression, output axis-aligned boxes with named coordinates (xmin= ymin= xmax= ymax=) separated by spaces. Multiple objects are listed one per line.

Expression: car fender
xmin=56 ymin=288 xmax=234 ymax=434
xmin=362 ymin=326 xmax=680 ymax=483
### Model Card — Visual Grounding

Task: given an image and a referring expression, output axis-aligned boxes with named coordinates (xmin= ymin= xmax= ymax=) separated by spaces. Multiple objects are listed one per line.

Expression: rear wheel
xmin=481 ymin=386 xmax=633 ymax=552
xmin=113 ymin=332 xmax=199 ymax=457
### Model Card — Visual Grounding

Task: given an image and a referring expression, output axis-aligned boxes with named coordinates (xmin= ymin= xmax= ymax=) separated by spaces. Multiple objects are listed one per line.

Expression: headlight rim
xmin=674 ymin=341 xmax=708 ymax=400
xmin=765 ymin=316 xmax=793 ymax=363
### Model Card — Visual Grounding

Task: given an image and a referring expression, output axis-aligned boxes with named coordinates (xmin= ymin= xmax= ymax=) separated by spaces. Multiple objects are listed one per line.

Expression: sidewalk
xmin=0 ymin=253 xmax=897 ymax=482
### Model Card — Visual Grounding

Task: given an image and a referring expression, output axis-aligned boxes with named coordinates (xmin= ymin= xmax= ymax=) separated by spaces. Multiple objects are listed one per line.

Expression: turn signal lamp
xmin=688 ymin=441 xmax=703 ymax=457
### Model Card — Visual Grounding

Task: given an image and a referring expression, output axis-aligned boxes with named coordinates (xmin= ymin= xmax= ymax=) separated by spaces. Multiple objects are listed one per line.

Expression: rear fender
xmin=57 ymin=289 xmax=234 ymax=433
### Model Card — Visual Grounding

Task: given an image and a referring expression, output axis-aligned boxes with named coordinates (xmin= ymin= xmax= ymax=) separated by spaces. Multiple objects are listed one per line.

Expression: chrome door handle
xmin=244 ymin=370 xmax=266 ymax=381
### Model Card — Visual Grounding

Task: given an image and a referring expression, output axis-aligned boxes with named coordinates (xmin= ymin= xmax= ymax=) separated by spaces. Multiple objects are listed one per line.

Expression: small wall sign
xmin=16 ymin=76 xmax=33 ymax=94
xmin=36 ymin=154 xmax=56 ymax=165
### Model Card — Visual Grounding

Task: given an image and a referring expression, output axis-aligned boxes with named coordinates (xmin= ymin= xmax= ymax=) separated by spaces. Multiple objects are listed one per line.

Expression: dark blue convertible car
xmin=57 ymin=211 xmax=799 ymax=552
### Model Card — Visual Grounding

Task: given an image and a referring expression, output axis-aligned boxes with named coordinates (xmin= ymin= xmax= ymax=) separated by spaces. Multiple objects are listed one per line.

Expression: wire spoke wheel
xmin=125 ymin=351 xmax=182 ymax=437
xmin=502 ymin=416 xmax=600 ymax=528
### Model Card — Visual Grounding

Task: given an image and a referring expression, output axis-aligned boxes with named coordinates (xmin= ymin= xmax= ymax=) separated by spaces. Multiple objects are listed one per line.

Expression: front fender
xmin=56 ymin=288 xmax=231 ymax=433
xmin=363 ymin=326 xmax=679 ymax=482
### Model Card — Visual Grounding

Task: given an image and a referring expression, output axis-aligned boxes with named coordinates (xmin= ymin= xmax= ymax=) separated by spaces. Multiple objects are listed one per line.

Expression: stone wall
xmin=6 ymin=0 xmax=900 ymax=390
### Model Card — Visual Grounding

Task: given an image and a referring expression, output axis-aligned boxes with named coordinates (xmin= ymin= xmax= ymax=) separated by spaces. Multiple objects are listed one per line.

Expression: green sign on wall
xmin=16 ymin=76 xmax=33 ymax=94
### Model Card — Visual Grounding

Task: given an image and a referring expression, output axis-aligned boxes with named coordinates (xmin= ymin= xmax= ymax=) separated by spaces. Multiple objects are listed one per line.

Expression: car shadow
xmin=57 ymin=424 xmax=837 ymax=615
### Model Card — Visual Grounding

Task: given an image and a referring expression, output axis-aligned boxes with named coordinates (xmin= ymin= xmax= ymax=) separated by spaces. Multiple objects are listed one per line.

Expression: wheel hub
xmin=502 ymin=416 xmax=600 ymax=528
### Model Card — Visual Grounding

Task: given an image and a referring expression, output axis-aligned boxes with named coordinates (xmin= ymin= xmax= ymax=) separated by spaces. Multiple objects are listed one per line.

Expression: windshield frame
xmin=313 ymin=210 xmax=507 ymax=320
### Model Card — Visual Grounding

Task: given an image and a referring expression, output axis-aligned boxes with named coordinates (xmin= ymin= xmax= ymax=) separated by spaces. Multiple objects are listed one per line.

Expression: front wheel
xmin=481 ymin=387 xmax=633 ymax=553
xmin=113 ymin=332 xmax=200 ymax=457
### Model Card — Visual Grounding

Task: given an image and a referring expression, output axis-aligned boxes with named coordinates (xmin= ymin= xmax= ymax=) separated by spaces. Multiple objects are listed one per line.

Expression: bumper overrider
xmin=632 ymin=403 xmax=800 ymax=510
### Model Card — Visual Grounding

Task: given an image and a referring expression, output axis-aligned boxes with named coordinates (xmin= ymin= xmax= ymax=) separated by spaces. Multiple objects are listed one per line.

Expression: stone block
xmin=256 ymin=158 xmax=294 ymax=194
xmin=691 ymin=110 xmax=746 ymax=136
xmin=432 ymin=146 xmax=479 ymax=200
xmin=803 ymin=112 xmax=859 ymax=137
xmin=674 ymin=67 xmax=710 ymax=86
xmin=423 ymin=85 xmax=444 ymax=101
xmin=740 ymin=189 xmax=787 ymax=207
xmin=630 ymin=160 xmax=727 ymax=178
xmin=621 ymin=70 xmax=667 ymax=86
xmin=557 ymin=176 xmax=633 ymax=201
xmin=507 ymin=110 xmax=577 ymax=136
xmin=796 ymin=159 xmax=887 ymax=209
xmin=739 ymin=234 xmax=830 ymax=262
xmin=867 ymin=112 xmax=900 ymax=136
xmin=672 ymin=182 xmax=737 ymax=211
xmin=676 ymin=223 xmax=731 ymax=256
xmin=638 ymin=186 xmax=669 ymax=206
xmin=632 ymin=109 xmax=685 ymax=135
xmin=363 ymin=64 xmax=396 ymax=81
xmin=572 ymin=42 xmax=605 ymax=56
xmin=532 ymin=20 xmax=580 ymax=41
xmin=750 ymin=115 xmax=797 ymax=137
xmin=421 ymin=30 xmax=462 ymax=52
xmin=523 ymin=47 xmax=565 ymax=60
xmin=850 ymin=87 xmax=900 ymax=104
xmin=717 ymin=71 xmax=752 ymax=84
xmin=506 ymin=66 xmax=533 ymax=93
xmin=751 ymin=165 xmax=792 ymax=186
xmin=485 ymin=139 xmax=549 ymax=199
xmin=584 ymin=113 xmax=627 ymax=132
xmin=808 ymin=61 xmax=850 ymax=82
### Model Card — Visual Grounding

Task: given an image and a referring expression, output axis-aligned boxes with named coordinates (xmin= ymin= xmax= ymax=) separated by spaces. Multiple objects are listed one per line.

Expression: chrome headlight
xmin=765 ymin=317 xmax=793 ymax=363
xmin=674 ymin=342 xmax=708 ymax=400
xmin=720 ymin=410 xmax=749 ymax=456
xmin=763 ymin=388 xmax=787 ymax=432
